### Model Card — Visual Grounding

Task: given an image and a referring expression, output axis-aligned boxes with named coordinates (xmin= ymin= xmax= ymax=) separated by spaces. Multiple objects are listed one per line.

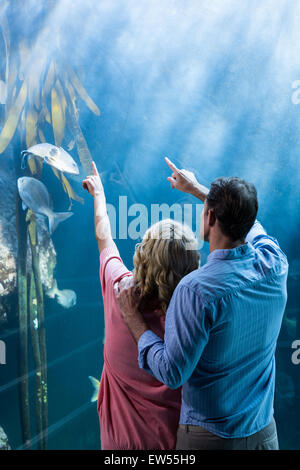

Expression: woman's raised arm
xmin=82 ymin=161 xmax=115 ymax=253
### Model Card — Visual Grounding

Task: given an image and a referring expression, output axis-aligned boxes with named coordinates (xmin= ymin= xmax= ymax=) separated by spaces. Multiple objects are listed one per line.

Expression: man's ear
xmin=207 ymin=208 xmax=216 ymax=227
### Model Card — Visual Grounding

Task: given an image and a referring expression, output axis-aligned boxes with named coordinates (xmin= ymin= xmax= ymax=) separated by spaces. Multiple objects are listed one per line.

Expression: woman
xmin=83 ymin=162 xmax=200 ymax=450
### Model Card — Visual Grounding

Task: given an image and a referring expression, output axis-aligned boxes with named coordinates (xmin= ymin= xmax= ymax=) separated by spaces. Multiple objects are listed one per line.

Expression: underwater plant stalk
xmin=28 ymin=268 xmax=43 ymax=450
xmin=15 ymin=175 xmax=31 ymax=449
xmin=27 ymin=212 xmax=48 ymax=449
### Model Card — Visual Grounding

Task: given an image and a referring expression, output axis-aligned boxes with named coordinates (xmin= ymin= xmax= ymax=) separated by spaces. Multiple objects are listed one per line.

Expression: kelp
xmin=25 ymin=108 xmax=38 ymax=147
xmin=27 ymin=211 xmax=48 ymax=449
xmin=18 ymin=40 xmax=30 ymax=81
xmin=7 ymin=58 xmax=18 ymax=104
xmin=0 ymin=1 xmax=10 ymax=86
xmin=0 ymin=27 xmax=100 ymax=185
xmin=67 ymin=138 xmax=75 ymax=151
xmin=51 ymin=167 xmax=84 ymax=209
xmin=43 ymin=60 xmax=55 ymax=99
xmin=38 ymin=128 xmax=46 ymax=143
xmin=0 ymin=82 xmax=27 ymax=153
xmin=51 ymin=77 xmax=67 ymax=147
xmin=25 ymin=109 xmax=42 ymax=176
xmin=65 ymin=82 xmax=93 ymax=175
xmin=0 ymin=3 xmax=101 ymax=449
xmin=68 ymin=67 xmax=100 ymax=116
xmin=15 ymin=153 xmax=31 ymax=449
xmin=28 ymin=271 xmax=43 ymax=450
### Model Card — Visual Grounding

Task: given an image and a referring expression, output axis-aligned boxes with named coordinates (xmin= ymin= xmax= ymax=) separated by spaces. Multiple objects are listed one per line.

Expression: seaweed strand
xmin=15 ymin=167 xmax=31 ymax=449
xmin=27 ymin=212 xmax=48 ymax=450
xmin=28 ymin=267 xmax=43 ymax=450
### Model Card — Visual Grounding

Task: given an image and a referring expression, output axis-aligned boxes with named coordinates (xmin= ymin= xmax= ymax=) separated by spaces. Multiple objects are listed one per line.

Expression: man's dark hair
xmin=206 ymin=177 xmax=258 ymax=242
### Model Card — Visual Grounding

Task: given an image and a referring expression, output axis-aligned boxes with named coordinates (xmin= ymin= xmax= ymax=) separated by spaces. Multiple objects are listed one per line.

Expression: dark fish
xmin=17 ymin=176 xmax=73 ymax=234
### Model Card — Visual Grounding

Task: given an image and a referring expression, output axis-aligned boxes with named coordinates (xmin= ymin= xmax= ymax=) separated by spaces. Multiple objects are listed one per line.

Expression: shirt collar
xmin=207 ymin=242 xmax=254 ymax=262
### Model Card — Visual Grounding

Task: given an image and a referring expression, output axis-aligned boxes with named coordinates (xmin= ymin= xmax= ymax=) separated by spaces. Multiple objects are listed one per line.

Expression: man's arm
xmin=246 ymin=219 xmax=281 ymax=250
xmin=82 ymin=161 xmax=115 ymax=253
xmin=165 ymin=157 xmax=209 ymax=202
xmin=115 ymin=282 xmax=210 ymax=389
xmin=245 ymin=219 xmax=267 ymax=244
xmin=246 ymin=220 xmax=288 ymax=266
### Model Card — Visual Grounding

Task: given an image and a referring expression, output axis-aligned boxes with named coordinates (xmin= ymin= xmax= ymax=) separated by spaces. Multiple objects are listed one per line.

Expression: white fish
xmin=46 ymin=279 xmax=77 ymax=309
xmin=21 ymin=143 xmax=79 ymax=175
xmin=88 ymin=376 xmax=100 ymax=403
xmin=17 ymin=176 xmax=73 ymax=234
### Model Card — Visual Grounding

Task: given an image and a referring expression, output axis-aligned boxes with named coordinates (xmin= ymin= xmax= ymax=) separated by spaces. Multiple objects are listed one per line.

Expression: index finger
xmin=92 ymin=161 xmax=99 ymax=176
xmin=165 ymin=157 xmax=179 ymax=173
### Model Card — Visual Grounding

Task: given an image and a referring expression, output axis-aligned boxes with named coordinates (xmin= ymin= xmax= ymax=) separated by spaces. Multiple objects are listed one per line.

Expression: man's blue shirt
xmin=138 ymin=221 xmax=288 ymax=438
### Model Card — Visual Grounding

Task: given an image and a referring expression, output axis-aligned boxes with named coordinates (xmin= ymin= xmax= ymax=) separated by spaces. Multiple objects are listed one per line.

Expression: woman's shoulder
xmin=100 ymin=243 xmax=132 ymax=288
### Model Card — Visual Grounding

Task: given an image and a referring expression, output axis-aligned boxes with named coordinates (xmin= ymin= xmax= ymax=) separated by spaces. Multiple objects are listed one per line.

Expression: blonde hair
xmin=133 ymin=219 xmax=200 ymax=314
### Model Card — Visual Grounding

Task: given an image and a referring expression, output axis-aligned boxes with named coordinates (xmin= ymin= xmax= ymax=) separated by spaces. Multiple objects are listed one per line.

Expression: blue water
xmin=0 ymin=0 xmax=299 ymax=450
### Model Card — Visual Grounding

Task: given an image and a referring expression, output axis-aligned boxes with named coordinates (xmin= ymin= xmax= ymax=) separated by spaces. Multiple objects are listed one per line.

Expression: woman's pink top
xmin=97 ymin=244 xmax=181 ymax=450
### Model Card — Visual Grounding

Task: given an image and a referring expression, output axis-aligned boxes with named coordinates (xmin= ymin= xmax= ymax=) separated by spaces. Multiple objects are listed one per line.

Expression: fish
xmin=21 ymin=143 xmax=79 ymax=175
xmin=288 ymin=259 xmax=300 ymax=281
xmin=17 ymin=176 xmax=73 ymax=234
xmin=46 ymin=279 xmax=77 ymax=308
xmin=88 ymin=376 xmax=100 ymax=403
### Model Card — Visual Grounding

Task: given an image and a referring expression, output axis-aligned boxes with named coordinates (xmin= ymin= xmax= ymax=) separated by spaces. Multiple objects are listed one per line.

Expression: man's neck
xmin=209 ymin=234 xmax=245 ymax=253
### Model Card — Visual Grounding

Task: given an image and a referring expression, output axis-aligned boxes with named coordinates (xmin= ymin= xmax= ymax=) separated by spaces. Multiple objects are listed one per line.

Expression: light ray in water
xmin=16 ymin=401 xmax=94 ymax=450
xmin=0 ymin=338 xmax=101 ymax=395
xmin=5 ymin=0 xmax=300 ymax=210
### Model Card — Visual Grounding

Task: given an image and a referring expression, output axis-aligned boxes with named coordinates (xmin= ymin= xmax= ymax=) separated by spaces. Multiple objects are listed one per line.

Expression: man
xmin=114 ymin=158 xmax=288 ymax=450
